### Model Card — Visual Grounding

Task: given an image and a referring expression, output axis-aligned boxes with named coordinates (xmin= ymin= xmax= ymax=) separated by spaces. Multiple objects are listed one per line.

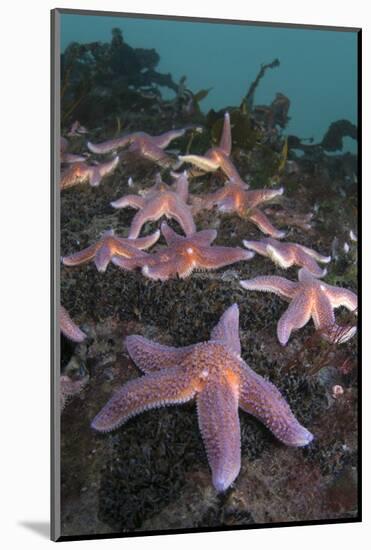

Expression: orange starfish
xmin=60 ymin=156 xmax=119 ymax=190
xmin=62 ymin=229 xmax=159 ymax=273
xmin=240 ymin=268 xmax=357 ymax=345
xmin=178 ymin=112 xmax=246 ymax=183
xmin=91 ymin=304 xmax=313 ymax=492
xmin=194 ymin=180 xmax=285 ymax=238
xmin=111 ymin=172 xmax=196 ymax=239
xmin=113 ymin=221 xmax=254 ymax=280
xmin=243 ymin=237 xmax=331 ymax=277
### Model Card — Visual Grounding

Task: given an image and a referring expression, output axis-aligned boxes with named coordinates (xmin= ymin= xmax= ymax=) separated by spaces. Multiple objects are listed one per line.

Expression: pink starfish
xmin=62 ymin=229 xmax=160 ymax=273
xmin=193 ymin=180 xmax=285 ymax=238
xmin=91 ymin=304 xmax=313 ymax=492
xmin=113 ymin=221 xmax=254 ymax=281
xmin=60 ymin=157 xmax=119 ymax=190
xmin=60 ymin=374 xmax=89 ymax=410
xmin=87 ymin=128 xmax=186 ymax=166
xmin=240 ymin=268 xmax=357 ymax=345
xmin=60 ymin=136 xmax=86 ymax=164
xmin=243 ymin=237 xmax=331 ymax=277
xmin=111 ymin=172 xmax=196 ymax=239
xmin=60 ymin=305 xmax=86 ymax=343
xmin=177 ymin=112 xmax=246 ymax=183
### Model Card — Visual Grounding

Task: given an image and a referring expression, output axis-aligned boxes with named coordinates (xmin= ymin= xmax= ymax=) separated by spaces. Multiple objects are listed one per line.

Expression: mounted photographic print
xmin=51 ymin=8 xmax=361 ymax=542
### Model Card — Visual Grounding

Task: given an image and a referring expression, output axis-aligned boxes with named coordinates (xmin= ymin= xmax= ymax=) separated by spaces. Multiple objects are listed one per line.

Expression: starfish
xmin=177 ymin=112 xmax=246 ymax=184
xmin=60 ymin=374 xmax=89 ymax=410
xmin=60 ymin=305 xmax=86 ymax=343
xmin=60 ymin=136 xmax=86 ymax=164
xmin=243 ymin=237 xmax=331 ymax=277
xmin=87 ymin=128 xmax=186 ymax=166
xmin=60 ymin=156 xmax=119 ymax=190
xmin=67 ymin=120 xmax=88 ymax=136
xmin=91 ymin=304 xmax=313 ymax=492
xmin=114 ymin=221 xmax=254 ymax=280
xmin=62 ymin=229 xmax=160 ymax=273
xmin=111 ymin=172 xmax=196 ymax=239
xmin=240 ymin=268 xmax=357 ymax=345
xmin=193 ymin=180 xmax=286 ymax=238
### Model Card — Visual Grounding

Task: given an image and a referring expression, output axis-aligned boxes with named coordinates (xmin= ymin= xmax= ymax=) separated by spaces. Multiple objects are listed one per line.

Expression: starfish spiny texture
xmin=178 ymin=112 xmax=246 ymax=183
xmin=111 ymin=171 xmax=196 ymax=239
xmin=91 ymin=304 xmax=313 ymax=492
xmin=243 ymin=237 xmax=331 ymax=277
xmin=193 ymin=180 xmax=285 ymax=238
xmin=60 ymin=156 xmax=119 ymax=190
xmin=240 ymin=267 xmax=357 ymax=345
xmin=87 ymin=128 xmax=186 ymax=166
xmin=60 ymin=305 xmax=86 ymax=343
xmin=62 ymin=229 xmax=160 ymax=273
xmin=113 ymin=221 xmax=254 ymax=280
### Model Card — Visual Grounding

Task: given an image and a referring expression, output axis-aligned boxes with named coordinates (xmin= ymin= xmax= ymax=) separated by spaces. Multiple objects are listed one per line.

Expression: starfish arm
xmin=94 ymin=243 xmax=113 ymax=273
xmin=167 ymin=197 xmax=196 ymax=236
xmin=111 ymin=194 xmax=145 ymax=209
xmin=323 ymin=284 xmax=358 ymax=312
xmin=178 ymin=154 xmax=220 ymax=172
xmin=128 ymin=198 xmax=165 ymax=239
xmin=172 ymin=171 xmax=190 ymax=202
xmin=89 ymin=156 xmax=119 ymax=187
xmin=248 ymin=208 xmax=286 ymax=238
xmin=246 ymin=188 xmax=284 ymax=209
xmin=187 ymin=229 xmax=217 ymax=247
xmin=123 ymin=229 xmax=160 ymax=250
xmin=60 ymin=306 xmax=86 ymax=343
xmin=210 ymin=304 xmax=241 ymax=356
xmin=125 ymin=335 xmax=193 ymax=373
xmin=297 ymin=244 xmax=331 ymax=264
xmin=87 ymin=135 xmax=132 ymax=154
xmin=311 ymin=291 xmax=355 ymax=343
xmin=197 ymin=377 xmax=241 ymax=492
xmin=219 ymin=159 xmax=245 ymax=182
xmin=62 ymin=153 xmax=86 ymax=164
xmin=294 ymin=247 xmax=327 ymax=277
xmin=240 ymin=276 xmax=298 ymax=299
xmin=152 ymin=129 xmax=186 ymax=148
xmin=112 ymin=251 xmax=150 ymax=271
xmin=238 ymin=361 xmax=313 ymax=446
xmin=242 ymin=239 xmax=270 ymax=257
xmin=196 ymin=246 xmax=254 ymax=270
xmin=197 ymin=187 xmax=230 ymax=210
xmin=218 ymin=112 xmax=232 ymax=156
xmin=311 ymin=290 xmax=336 ymax=333
xmin=277 ymin=291 xmax=313 ymax=345
xmin=142 ymin=255 xmax=191 ymax=280
xmin=62 ymin=242 xmax=99 ymax=267
xmin=160 ymin=221 xmax=183 ymax=245
xmin=91 ymin=367 xmax=196 ymax=433
xmin=138 ymin=140 xmax=171 ymax=164
xmin=265 ymin=243 xmax=295 ymax=269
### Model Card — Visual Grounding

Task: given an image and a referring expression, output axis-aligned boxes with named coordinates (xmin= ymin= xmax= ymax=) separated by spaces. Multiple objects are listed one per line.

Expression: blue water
xmin=60 ymin=12 xmax=357 ymax=151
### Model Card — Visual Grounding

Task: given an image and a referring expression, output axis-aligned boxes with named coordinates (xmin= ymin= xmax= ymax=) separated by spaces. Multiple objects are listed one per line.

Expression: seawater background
xmin=61 ymin=12 xmax=358 ymax=151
